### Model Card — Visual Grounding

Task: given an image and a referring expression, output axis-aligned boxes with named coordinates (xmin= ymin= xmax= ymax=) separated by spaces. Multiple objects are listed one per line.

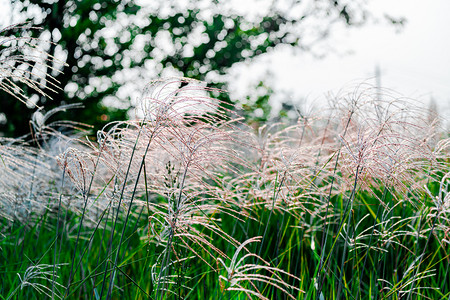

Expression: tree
xmin=1 ymin=0 xmax=403 ymax=137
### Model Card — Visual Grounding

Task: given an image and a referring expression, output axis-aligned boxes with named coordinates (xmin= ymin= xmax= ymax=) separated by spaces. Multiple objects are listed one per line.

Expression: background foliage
xmin=1 ymin=0 xmax=403 ymax=137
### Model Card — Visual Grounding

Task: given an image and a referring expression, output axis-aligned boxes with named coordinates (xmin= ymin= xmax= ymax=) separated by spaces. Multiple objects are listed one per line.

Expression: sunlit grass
xmin=0 ymin=77 xmax=449 ymax=299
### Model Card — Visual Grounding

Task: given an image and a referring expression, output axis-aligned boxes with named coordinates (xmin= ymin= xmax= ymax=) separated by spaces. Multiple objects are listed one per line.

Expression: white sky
xmin=234 ymin=0 xmax=450 ymax=114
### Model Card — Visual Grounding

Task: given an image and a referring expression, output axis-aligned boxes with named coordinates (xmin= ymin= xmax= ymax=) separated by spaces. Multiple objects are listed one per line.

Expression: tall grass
xmin=0 ymin=24 xmax=449 ymax=300
xmin=0 ymin=23 xmax=65 ymax=107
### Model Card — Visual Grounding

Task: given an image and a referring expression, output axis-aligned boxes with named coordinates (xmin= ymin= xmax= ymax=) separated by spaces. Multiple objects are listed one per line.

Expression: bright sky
xmin=234 ymin=0 xmax=450 ymax=115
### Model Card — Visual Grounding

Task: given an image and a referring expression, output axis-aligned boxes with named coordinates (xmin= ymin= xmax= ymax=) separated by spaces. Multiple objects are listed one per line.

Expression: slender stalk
xmin=105 ymin=128 xmax=156 ymax=299
xmin=316 ymin=113 xmax=353 ymax=299
xmin=64 ymin=149 xmax=104 ymax=298
xmin=336 ymin=166 xmax=360 ymax=299
xmin=52 ymin=164 xmax=66 ymax=299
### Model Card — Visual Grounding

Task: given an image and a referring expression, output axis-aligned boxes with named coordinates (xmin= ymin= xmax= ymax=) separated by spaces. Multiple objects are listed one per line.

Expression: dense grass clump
xmin=0 ymin=77 xmax=449 ymax=300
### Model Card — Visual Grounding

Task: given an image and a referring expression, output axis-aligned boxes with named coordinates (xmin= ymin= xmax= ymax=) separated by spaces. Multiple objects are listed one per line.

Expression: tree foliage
xmin=1 ymin=0 xmax=400 ymax=137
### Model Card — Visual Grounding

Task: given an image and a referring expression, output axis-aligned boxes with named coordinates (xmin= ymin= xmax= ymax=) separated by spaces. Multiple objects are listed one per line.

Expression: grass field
xmin=0 ymin=78 xmax=449 ymax=299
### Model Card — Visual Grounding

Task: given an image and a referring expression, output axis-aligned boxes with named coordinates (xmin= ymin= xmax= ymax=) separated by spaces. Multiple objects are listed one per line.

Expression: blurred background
xmin=1 ymin=0 xmax=449 ymax=137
